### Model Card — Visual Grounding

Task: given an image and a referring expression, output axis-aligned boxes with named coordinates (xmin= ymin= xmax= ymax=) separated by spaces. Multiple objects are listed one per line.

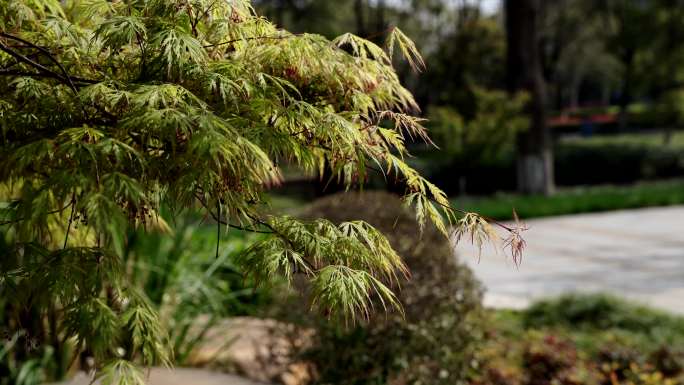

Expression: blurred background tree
xmin=254 ymin=0 xmax=684 ymax=198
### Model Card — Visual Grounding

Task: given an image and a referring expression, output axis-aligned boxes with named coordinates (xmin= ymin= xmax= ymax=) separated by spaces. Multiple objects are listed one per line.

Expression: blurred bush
xmin=470 ymin=294 xmax=684 ymax=385
xmin=554 ymin=138 xmax=684 ymax=186
xmin=655 ymin=89 xmax=684 ymax=144
xmin=597 ymin=343 xmax=644 ymax=383
xmin=272 ymin=191 xmax=484 ymax=385
xmin=453 ymin=179 xmax=684 ymax=221
xmin=421 ymin=130 xmax=684 ymax=195
xmin=426 ymin=88 xmax=529 ymax=163
xmin=522 ymin=333 xmax=599 ymax=385
xmin=521 ymin=294 xmax=684 ymax=339
xmin=650 ymin=347 xmax=684 ymax=378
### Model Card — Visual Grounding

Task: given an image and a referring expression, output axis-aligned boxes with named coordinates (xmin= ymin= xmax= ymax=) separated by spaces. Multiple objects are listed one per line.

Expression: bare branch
xmin=0 ymin=200 xmax=75 ymax=226
xmin=0 ymin=33 xmax=100 ymax=90
xmin=203 ymin=33 xmax=297 ymax=48
xmin=194 ymin=193 xmax=273 ymax=234
xmin=0 ymin=69 xmax=98 ymax=84
xmin=0 ymin=32 xmax=78 ymax=92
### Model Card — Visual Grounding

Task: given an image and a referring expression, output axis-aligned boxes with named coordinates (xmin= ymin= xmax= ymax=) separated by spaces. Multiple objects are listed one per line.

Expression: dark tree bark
xmin=375 ymin=0 xmax=386 ymax=35
xmin=617 ymin=47 xmax=634 ymax=131
xmin=274 ymin=0 xmax=285 ymax=27
xmin=505 ymin=0 xmax=555 ymax=195
xmin=354 ymin=0 xmax=366 ymax=36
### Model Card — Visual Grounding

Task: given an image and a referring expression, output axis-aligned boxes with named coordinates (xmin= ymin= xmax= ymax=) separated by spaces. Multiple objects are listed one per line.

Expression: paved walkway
xmin=55 ymin=368 xmax=269 ymax=385
xmin=454 ymin=206 xmax=684 ymax=314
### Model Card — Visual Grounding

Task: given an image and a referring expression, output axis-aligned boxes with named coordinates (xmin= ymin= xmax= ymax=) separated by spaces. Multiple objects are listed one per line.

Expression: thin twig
xmin=195 ymin=194 xmax=321 ymax=272
xmin=0 ymin=41 xmax=69 ymax=84
xmin=0 ymin=201 xmax=74 ymax=226
xmin=194 ymin=193 xmax=273 ymax=234
xmin=0 ymin=69 xmax=97 ymax=84
xmin=0 ymin=33 xmax=99 ymax=89
xmin=216 ymin=202 xmax=221 ymax=258
xmin=0 ymin=32 xmax=78 ymax=93
xmin=203 ymin=33 xmax=298 ymax=48
xmin=63 ymin=194 xmax=77 ymax=249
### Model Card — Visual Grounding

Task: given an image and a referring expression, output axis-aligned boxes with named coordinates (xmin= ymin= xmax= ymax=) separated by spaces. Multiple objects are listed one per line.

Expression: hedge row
xmin=422 ymin=133 xmax=684 ymax=195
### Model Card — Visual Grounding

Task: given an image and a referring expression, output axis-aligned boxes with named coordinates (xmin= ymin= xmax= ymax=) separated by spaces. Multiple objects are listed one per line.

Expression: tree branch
xmin=0 ymin=32 xmax=78 ymax=92
xmin=194 ymin=193 xmax=273 ymax=234
xmin=63 ymin=193 xmax=77 ymax=249
xmin=0 ymin=201 xmax=75 ymax=226
xmin=203 ymin=33 xmax=297 ymax=48
xmin=0 ymin=41 xmax=69 ymax=84
xmin=0 ymin=69 xmax=98 ymax=84
xmin=363 ymin=163 xmax=523 ymax=234
xmin=0 ymin=33 xmax=100 ymax=89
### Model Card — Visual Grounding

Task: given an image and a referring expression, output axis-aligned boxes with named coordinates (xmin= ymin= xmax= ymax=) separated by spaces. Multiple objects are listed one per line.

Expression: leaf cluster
xmin=0 ymin=0 xmax=512 ymax=382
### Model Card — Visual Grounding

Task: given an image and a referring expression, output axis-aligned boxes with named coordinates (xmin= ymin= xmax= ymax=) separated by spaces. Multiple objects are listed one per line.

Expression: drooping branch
xmin=0 ymin=33 xmax=99 ymax=89
xmin=0 ymin=200 xmax=75 ymax=226
xmin=194 ymin=193 xmax=273 ymax=234
xmin=362 ymin=162 xmax=522 ymax=233
xmin=361 ymin=161 xmax=528 ymax=266
xmin=203 ymin=31 xmax=303 ymax=48
xmin=0 ymin=33 xmax=77 ymax=92
xmin=0 ymin=41 xmax=69 ymax=85
xmin=0 ymin=69 xmax=98 ymax=85
xmin=63 ymin=193 xmax=77 ymax=249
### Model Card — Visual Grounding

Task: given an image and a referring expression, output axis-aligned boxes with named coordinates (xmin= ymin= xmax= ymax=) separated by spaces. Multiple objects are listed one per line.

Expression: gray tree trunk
xmin=505 ymin=0 xmax=555 ymax=195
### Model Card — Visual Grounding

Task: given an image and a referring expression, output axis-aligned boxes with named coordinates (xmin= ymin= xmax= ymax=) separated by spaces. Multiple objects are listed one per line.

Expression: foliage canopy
xmin=0 ymin=0 xmax=519 ymax=383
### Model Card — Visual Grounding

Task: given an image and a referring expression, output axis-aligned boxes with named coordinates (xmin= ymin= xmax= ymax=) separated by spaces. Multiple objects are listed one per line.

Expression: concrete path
xmin=454 ymin=206 xmax=684 ymax=314
xmin=54 ymin=368 xmax=270 ymax=385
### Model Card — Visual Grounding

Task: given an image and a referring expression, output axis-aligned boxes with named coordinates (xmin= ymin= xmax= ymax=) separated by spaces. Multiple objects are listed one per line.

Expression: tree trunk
xmin=570 ymin=75 xmax=581 ymax=110
xmin=354 ymin=0 xmax=366 ymax=36
xmin=375 ymin=0 xmax=386 ymax=36
xmin=618 ymin=49 xmax=634 ymax=131
xmin=505 ymin=0 xmax=554 ymax=195
xmin=274 ymin=0 xmax=285 ymax=27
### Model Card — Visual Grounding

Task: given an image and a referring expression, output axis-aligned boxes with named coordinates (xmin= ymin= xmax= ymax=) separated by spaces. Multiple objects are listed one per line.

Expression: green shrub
xmin=554 ymin=138 xmax=684 ymax=186
xmin=521 ymin=333 xmax=592 ymax=385
xmin=469 ymin=296 xmax=684 ymax=385
xmin=522 ymin=294 xmax=684 ymax=339
xmin=596 ymin=344 xmax=644 ymax=382
xmin=275 ymin=191 xmax=484 ymax=385
xmin=426 ymin=88 xmax=528 ymax=164
xmin=419 ymin=88 xmax=527 ymax=195
xmin=420 ymin=131 xmax=684 ymax=195
xmin=650 ymin=347 xmax=684 ymax=378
